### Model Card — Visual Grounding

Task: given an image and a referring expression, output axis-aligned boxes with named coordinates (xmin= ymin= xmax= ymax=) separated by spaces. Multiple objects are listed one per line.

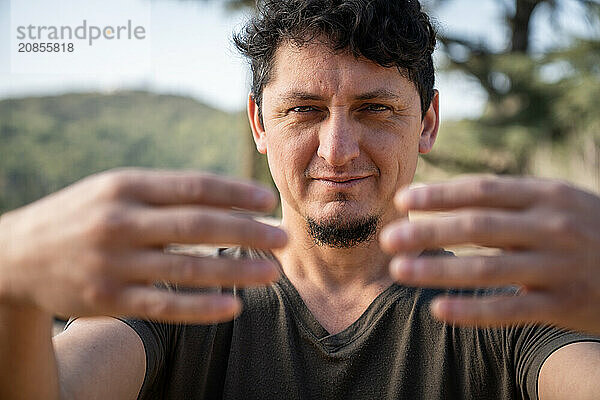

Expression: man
xmin=1 ymin=0 xmax=599 ymax=399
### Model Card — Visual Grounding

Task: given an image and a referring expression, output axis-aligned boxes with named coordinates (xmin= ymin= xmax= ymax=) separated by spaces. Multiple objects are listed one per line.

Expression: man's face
xmin=251 ymin=41 xmax=438 ymax=241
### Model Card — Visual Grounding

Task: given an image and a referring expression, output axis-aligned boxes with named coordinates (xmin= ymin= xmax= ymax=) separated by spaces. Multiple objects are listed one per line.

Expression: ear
xmin=248 ymin=93 xmax=267 ymax=155
xmin=418 ymin=89 xmax=439 ymax=154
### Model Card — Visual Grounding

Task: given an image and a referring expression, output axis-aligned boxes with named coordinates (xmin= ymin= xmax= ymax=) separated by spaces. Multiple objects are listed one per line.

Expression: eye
xmin=362 ymin=103 xmax=391 ymax=112
xmin=290 ymin=105 xmax=317 ymax=113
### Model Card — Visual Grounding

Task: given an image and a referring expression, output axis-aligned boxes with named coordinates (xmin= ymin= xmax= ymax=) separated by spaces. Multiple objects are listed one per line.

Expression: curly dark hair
xmin=234 ymin=0 xmax=436 ymax=120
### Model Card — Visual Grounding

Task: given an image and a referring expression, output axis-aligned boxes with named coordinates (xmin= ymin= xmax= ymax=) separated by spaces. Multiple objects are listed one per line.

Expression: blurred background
xmin=1 ymin=0 xmax=599 ymax=216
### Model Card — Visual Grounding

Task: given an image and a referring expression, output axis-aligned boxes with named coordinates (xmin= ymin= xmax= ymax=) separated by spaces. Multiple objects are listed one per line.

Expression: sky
xmin=0 ymin=0 xmax=595 ymax=121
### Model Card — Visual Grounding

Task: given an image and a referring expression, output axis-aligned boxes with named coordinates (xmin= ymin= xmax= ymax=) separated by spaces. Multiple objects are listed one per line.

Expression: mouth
xmin=312 ymin=176 xmax=370 ymax=189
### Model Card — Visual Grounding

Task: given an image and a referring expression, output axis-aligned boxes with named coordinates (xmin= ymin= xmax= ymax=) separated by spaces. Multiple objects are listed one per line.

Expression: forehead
xmin=264 ymin=41 xmax=417 ymax=100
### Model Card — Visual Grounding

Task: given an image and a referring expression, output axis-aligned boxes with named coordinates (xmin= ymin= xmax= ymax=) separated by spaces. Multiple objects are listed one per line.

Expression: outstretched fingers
xmin=114 ymin=250 xmax=280 ymax=288
xmin=116 ymin=286 xmax=242 ymax=323
xmin=395 ymin=176 xmax=556 ymax=212
xmin=120 ymin=206 xmax=288 ymax=248
xmin=389 ymin=253 xmax=570 ymax=289
xmin=96 ymin=169 xmax=278 ymax=211
xmin=430 ymin=292 xmax=558 ymax=327
xmin=380 ymin=209 xmax=541 ymax=252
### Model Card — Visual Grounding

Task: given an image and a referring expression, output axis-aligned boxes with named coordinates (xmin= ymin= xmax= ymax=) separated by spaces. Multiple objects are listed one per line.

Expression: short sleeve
xmin=116 ymin=317 xmax=179 ymax=399
xmin=63 ymin=313 xmax=179 ymax=399
xmin=511 ymin=323 xmax=600 ymax=400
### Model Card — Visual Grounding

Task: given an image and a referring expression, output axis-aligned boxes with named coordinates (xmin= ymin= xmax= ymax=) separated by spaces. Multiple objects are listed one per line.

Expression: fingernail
xmin=390 ymin=258 xmax=413 ymax=280
xmin=268 ymin=228 xmax=288 ymax=247
xmin=219 ymin=296 xmax=242 ymax=310
xmin=392 ymin=226 xmax=411 ymax=243
xmin=394 ymin=190 xmax=411 ymax=209
xmin=431 ymin=299 xmax=456 ymax=318
xmin=397 ymin=187 xmax=427 ymax=209
xmin=254 ymin=261 xmax=279 ymax=277
xmin=379 ymin=226 xmax=393 ymax=244
xmin=229 ymin=299 xmax=243 ymax=317
xmin=253 ymin=189 xmax=275 ymax=208
xmin=381 ymin=226 xmax=412 ymax=249
xmin=431 ymin=299 xmax=445 ymax=316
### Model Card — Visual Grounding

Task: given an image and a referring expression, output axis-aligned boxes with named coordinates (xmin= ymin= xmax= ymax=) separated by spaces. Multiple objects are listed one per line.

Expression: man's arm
xmin=54 ymin=318 xmax=145 ymax=400
xmin=538 ymin=341 xmax=600 ymax=400
xmin=0 ymin=307 xmax=144 ymax=400
xmin=0 ymin=304 xmax=59 ymax=399
xmin=0 ymin=168 xmax=287 ymax=399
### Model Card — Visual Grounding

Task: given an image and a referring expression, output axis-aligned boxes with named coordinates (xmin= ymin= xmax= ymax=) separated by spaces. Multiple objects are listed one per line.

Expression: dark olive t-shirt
xmin=119 ymin=248 xmax=600 ymax=399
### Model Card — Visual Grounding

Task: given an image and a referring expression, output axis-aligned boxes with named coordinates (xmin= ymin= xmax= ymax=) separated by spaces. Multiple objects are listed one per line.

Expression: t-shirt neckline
xmin=236 ymin=247 xmax=450 ymax=354
xmin=253 ymin=248 xmax=412 ymax=353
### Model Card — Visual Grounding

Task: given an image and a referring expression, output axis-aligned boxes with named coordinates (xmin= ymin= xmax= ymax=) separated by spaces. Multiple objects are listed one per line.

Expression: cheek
xmin=370 ymin=129 xmax=420 ymax=188
xmin=265 ymin=129 xmax=317 ymax=195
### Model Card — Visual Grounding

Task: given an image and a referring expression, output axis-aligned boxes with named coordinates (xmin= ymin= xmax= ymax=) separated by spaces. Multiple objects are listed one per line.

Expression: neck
xmin=271 ymin=204 xmax=421 ymax=335
xmin=272 ymin=205 xmax=407 ymax=293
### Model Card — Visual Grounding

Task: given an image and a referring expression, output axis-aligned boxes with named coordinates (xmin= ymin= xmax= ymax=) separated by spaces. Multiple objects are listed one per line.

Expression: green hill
xmin=0 ymin=91 xmax=249 ymax=213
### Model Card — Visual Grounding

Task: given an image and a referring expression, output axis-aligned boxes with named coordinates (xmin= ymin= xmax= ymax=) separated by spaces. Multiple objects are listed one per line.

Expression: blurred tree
xmin=223 ymin=0 xmax=254 ymax=8
xmin=427 ymin=0 xmax=600 ymax=180
xmin=202 ymin=0 xmax=271 ymax=187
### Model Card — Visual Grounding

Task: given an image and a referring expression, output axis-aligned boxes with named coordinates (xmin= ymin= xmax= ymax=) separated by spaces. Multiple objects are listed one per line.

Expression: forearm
xmin=0 ymin=302 xmax=60 ymax=400
xmin=0 ymin=210 xmax=60 ymax=399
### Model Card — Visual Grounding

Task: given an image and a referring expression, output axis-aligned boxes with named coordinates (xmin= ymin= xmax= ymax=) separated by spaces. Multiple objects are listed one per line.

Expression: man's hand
xmin=380 ymin=176 xmax=600 ymax=335
xmin=0 ymin=168 xmax=287 ymax=323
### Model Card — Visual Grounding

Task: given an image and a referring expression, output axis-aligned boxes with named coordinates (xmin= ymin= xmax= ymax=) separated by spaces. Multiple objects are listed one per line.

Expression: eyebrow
xmin=279 ymin=89 xmax=405 ymax=102
xmin=280 ymin=91 xmax=325 ymax=102
xmin=355 ymin=89 xmax=405 ymax=101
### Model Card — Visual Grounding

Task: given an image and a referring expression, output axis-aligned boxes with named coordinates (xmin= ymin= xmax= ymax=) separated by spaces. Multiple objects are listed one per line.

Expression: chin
xmin=304 ymin=205 xmax=382 ymax=249
xmin=310 ymin=198 xmax=380 ymax=227
xmin=316 ymin=200 xmax=365 ymax=220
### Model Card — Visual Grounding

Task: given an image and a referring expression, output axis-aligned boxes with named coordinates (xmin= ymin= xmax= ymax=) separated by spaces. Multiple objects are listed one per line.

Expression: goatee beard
xmin=306 ymin=212 xmax=381 ymax=249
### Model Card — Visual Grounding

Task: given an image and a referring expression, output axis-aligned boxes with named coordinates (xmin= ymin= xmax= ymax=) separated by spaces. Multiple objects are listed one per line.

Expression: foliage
xmin=427 ymin=38 xmax=600 ymax=178
xmin=0 ymin=91 xmax=251 ymax=213
xmin=426 ymin=0 xmax=600 ymax=179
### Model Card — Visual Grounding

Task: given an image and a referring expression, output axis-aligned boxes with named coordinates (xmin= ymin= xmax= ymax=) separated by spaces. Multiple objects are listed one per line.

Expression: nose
xmin=317 ymin=111 xmax=360 ymax=166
